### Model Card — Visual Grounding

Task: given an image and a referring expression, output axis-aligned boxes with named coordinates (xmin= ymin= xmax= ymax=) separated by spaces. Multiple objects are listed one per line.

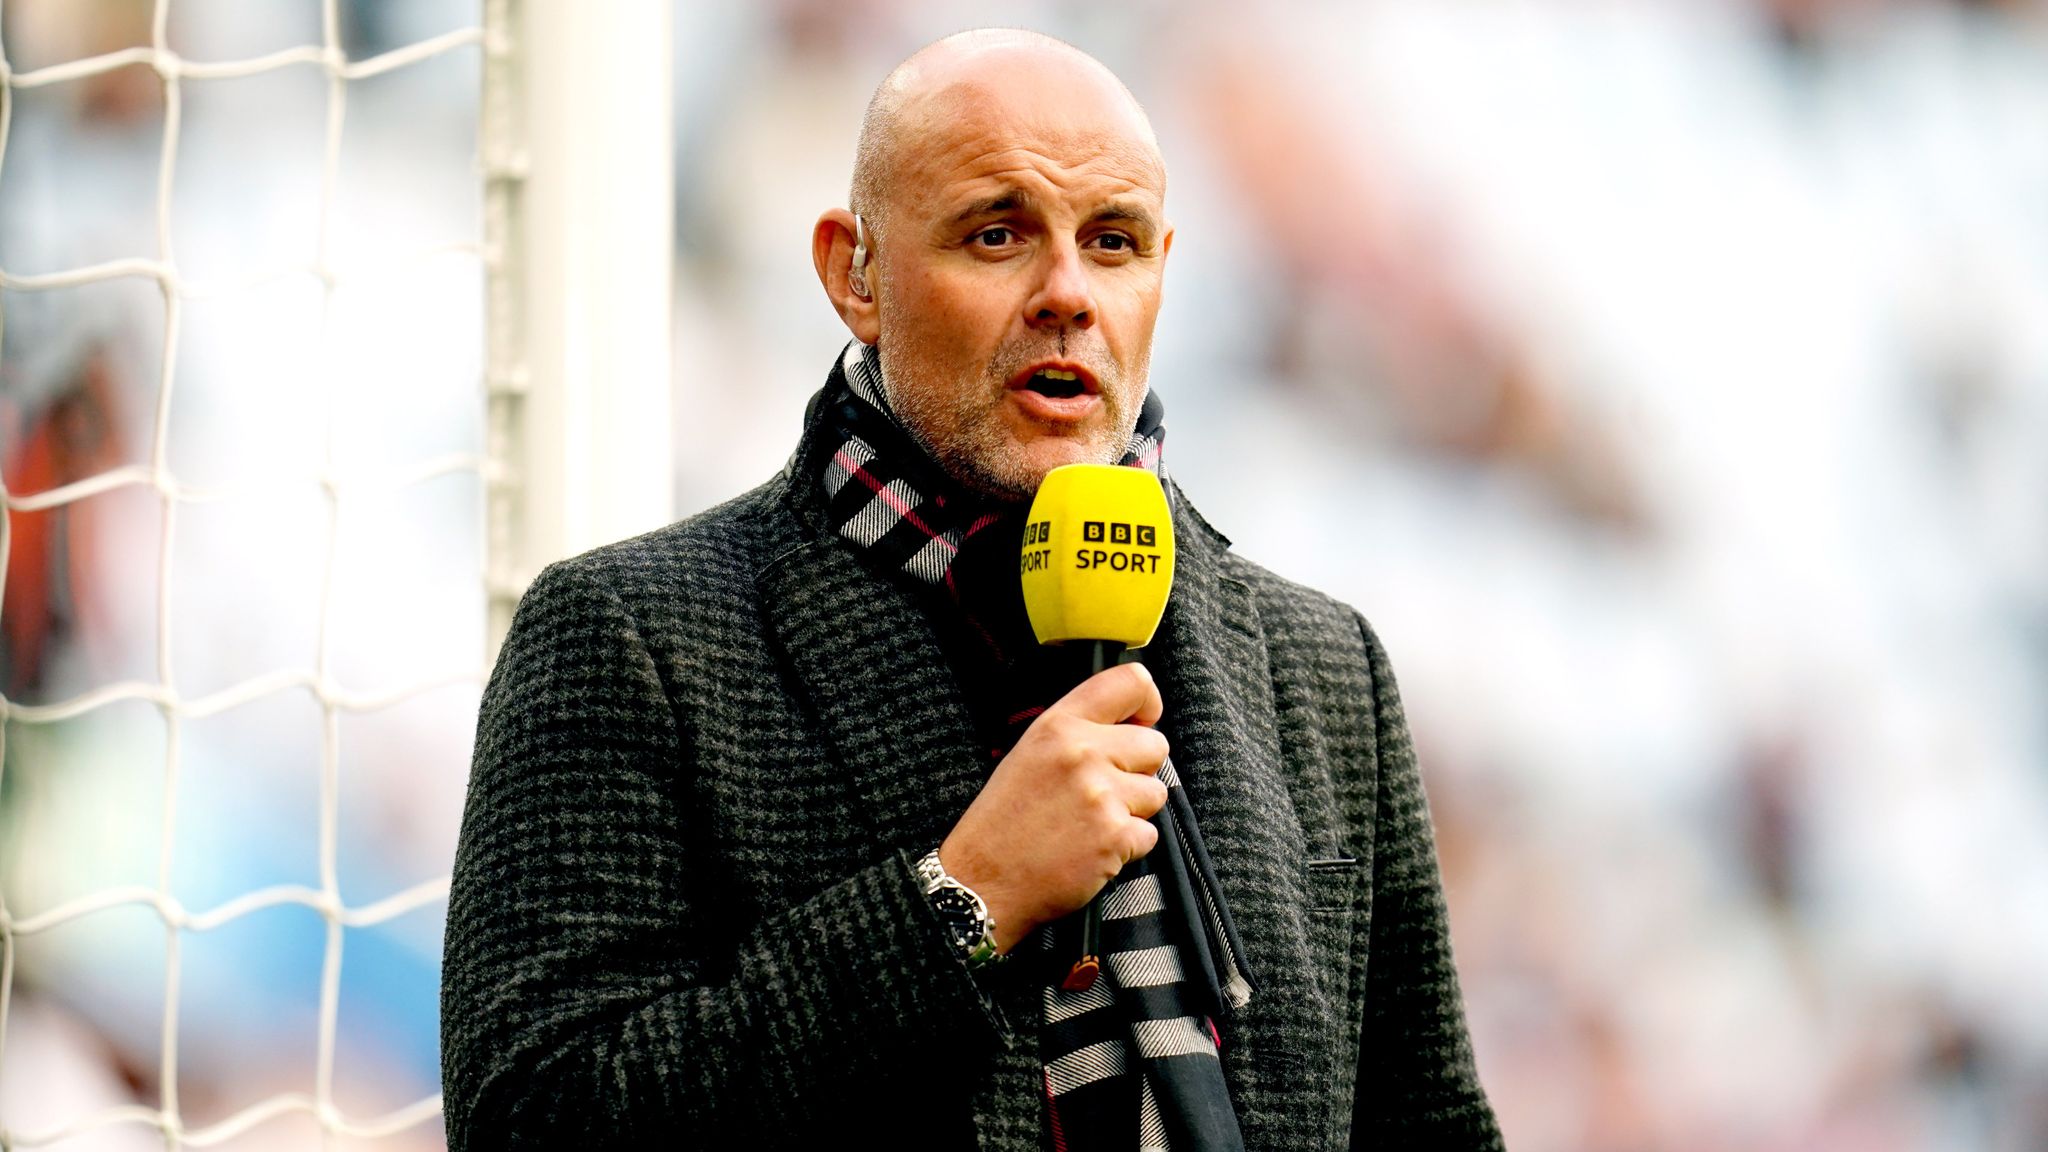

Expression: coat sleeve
xmin=1349 ymin=616 xmax=1505 ymax=1149
xmin=440 ymin=560 xmax=1004 ymax=1148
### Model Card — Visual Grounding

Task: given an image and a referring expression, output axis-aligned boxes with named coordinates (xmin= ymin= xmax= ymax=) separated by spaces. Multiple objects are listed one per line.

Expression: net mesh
xmin=0 ymin=1 xmax=507 ymax=1146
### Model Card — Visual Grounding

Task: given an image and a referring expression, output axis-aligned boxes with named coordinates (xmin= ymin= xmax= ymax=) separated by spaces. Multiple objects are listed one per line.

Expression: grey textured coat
xmin=441 ymin=416 xmax=1503 ymax=1149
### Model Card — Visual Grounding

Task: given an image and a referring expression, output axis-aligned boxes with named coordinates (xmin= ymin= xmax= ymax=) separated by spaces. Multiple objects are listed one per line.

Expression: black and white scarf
xmin=814 ymin=341 xmax=1253 ymax=1152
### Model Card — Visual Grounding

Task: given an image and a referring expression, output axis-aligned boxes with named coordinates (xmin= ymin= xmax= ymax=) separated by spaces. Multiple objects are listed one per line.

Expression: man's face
xmin=871 ymin=69 xmax=1171 ymax=501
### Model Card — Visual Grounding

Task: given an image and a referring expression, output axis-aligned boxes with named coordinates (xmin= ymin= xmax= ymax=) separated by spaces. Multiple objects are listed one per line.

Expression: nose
xmin=1023 ymin=240 xmax=1094 ymax=332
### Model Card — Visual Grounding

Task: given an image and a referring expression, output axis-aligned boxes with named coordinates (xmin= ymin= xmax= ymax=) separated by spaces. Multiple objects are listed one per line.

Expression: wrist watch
xmin=915 ymin=849 xmax=1001 ymax=970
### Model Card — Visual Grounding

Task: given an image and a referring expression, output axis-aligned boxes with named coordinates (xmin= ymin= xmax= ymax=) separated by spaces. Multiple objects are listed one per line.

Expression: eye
xmin=1090 ymin=232 xmax=1134 ymax=253
xmin=972 ymin=226 xmax=1015 ymax=247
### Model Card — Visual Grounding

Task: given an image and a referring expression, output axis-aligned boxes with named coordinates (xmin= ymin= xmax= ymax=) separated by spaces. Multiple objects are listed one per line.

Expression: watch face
xmin=929 ymin=885 xmax=988 ymax=951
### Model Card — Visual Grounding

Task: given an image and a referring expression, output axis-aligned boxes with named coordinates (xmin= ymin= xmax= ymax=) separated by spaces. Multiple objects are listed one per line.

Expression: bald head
xmin=812 ymin=28 xmax=1175 ymax=498
xmin=849 ymin=29 xmax=1162 ymax=239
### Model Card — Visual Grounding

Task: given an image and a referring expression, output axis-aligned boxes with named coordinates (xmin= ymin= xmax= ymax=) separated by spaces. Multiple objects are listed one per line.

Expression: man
xmin=442 ymin=29 xmax=1500 ymax=1151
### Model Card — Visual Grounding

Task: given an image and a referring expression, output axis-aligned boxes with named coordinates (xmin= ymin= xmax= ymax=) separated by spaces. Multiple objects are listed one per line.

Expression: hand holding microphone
xmin=936 ymin=465 xmax=1177 ymax=977
xmin=937 ymin=663 xmax=1168 ymax=953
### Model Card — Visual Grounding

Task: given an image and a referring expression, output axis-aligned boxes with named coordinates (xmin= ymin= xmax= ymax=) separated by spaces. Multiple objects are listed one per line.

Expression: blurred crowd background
xmin=4 ymin=1 xmax=2045 ymax=1149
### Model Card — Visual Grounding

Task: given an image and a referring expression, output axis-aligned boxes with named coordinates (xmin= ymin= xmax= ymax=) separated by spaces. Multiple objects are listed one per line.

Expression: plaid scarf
xmin=820 ymin=341 xmax=1166 ymax=596
xmin=814 ymin=341 xmax=1253 ymax=1152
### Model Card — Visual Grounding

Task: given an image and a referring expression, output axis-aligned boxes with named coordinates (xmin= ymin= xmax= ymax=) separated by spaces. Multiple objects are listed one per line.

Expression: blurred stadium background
xmin=3 ymin=0 xmax=2045 ymax=1149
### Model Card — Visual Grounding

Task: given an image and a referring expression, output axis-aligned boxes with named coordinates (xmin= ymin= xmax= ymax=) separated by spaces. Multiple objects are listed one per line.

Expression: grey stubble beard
xmin=876 ymin=331 xmax=1144 ymax=503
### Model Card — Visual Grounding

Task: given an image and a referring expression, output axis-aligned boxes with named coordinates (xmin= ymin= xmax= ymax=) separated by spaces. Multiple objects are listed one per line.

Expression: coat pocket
xmin=1304 ymin=856 xmax=1366 ymax=1148
xmin=1303 ymin=856 xmax=1364 ymax=979
xmin=1305 ymin=856 xmax=1362 ymax=910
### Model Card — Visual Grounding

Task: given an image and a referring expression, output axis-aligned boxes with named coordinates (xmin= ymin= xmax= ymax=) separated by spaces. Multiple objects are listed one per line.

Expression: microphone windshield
xmin=1019 ymin=464 xmax=1176 ymax=647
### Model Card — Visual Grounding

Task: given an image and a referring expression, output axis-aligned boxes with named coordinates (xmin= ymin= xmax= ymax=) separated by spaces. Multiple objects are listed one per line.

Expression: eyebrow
xmin=949 ymin=191 xmax=1032 ymax=225
xmin=946 ymin=191 xmax=1160 ymax=235
xmin=1091 ymin=202 xmax=1160 ymax=234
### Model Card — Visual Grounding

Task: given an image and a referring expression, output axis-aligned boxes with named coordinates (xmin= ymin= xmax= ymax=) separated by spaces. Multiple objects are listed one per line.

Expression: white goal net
xmin=0 ymin=0 xmax=567 ymax=1146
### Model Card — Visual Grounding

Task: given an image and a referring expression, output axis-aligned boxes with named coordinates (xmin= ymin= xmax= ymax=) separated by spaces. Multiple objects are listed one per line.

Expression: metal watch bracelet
xmin=915 ymin=849 xmax=1001 ymax=970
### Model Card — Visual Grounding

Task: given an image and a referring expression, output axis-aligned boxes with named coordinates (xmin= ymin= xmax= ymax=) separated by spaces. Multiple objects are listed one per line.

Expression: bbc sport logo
xmin=1024 ymin=520 xmax=1052 ymax=545
xmin=1083 ymin=521 xmax=1157 ymax=547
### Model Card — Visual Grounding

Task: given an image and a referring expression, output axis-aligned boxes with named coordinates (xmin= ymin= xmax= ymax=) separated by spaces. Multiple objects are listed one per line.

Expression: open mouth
xmin=1022 ymin=367 xmax=1088 ymax=399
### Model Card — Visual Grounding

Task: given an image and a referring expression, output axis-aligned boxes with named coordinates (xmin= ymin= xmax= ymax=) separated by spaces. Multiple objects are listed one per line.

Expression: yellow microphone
xmin=1019 ymin=463 xmax=1177 ymax=989
xmin=1020 ymin=463 xmax=1176 ymax=650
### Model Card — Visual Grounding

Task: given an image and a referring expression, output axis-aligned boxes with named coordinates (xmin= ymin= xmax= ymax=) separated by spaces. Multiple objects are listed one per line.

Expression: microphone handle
xmin=1063 ymin=640 xmax=1123 ymax=992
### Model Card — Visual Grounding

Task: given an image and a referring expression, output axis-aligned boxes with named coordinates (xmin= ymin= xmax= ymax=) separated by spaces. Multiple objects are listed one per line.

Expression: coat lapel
xmin=756 ymin=530 xmax=990 ymax=860
xmin=1152 ymin=497 xmax=1321 ymax=1143
xmin=1151 ymin=499 xmax=1292 ymax=856
xmin=755 ymin=368 xmax=1003 ymax=859
xmin=755 ymin=486 xmax=1047 ymax=1147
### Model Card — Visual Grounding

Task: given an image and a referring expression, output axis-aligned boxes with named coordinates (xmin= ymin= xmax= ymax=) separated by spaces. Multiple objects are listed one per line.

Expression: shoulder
xmin=1177 ymin=489 xmax=1378 ymax=663
xmin=1221 ymin=551 xmax=1373 ymax=651
xmin=523 ymin=475 xmax=795 ymax=613
xmin=1173 ymin=494 xmax=1400 ymax=712
xmin=1218 ymin=550 xmax=1399 ymax=740
xmin=549 ymin=477 xmax=791 ymax=589
xmin=500 ymin=474 xmax=805 ymax=675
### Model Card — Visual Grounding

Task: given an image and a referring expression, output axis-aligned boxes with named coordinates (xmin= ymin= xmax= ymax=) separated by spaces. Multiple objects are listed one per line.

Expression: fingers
xmin=1111 ymin=767 xmax=1169 ymax=821
xmin=1099 ymin=723 xmax=1171 ymax=776
xmin=1123 ymin=815 xmax=1160 ymax=863
xmin=1085 ymin=775 xmax=1163 ymax=871
xmin=1056 ymin=661 xmax=1164 ymax=728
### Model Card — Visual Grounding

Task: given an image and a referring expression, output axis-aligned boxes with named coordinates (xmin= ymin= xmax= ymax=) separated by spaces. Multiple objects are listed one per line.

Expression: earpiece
xmin=849 ymin=215 xmax=872 ymax=300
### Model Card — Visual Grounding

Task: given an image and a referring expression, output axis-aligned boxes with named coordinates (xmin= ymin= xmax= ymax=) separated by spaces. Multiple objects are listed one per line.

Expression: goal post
xmin=484 ymin=0 xmax=675 ymax=655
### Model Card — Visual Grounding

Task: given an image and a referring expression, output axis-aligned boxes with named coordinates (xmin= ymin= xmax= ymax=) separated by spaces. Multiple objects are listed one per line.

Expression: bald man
xmin=443 ymin=30 xmax=1500 ymax=1151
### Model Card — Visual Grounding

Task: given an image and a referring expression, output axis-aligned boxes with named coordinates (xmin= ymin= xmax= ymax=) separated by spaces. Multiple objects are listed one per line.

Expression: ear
xmin=813 ymin=208 xmax=880 ymax=345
